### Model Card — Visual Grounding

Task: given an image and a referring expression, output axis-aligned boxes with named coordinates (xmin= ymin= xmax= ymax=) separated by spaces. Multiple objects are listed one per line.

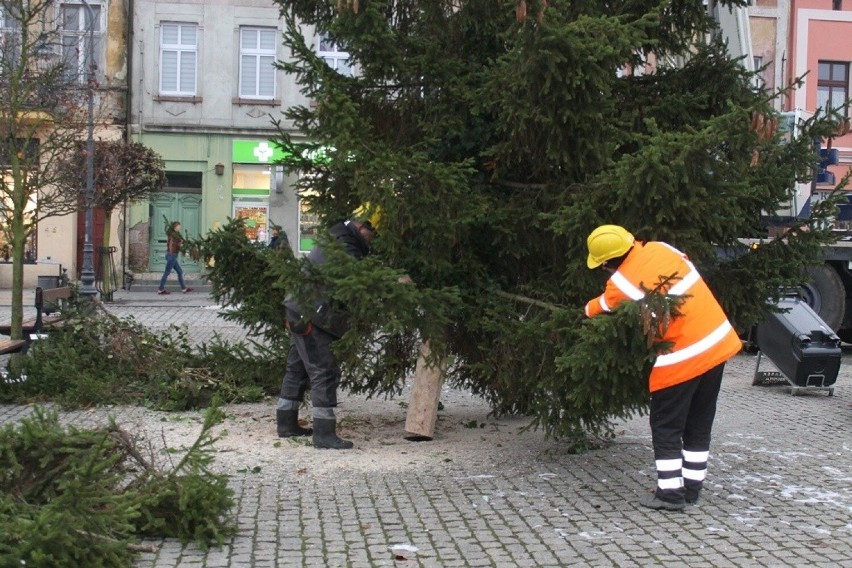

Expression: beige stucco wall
xmin=36 ymin=212 xmax=77 ymax=268
xmin=0 ymin=263 xmax=67 ymax=288
xmin=0 ymin=1 xmax=129 ymax=289
xmin=751 ymin=16 xmax=778 ymax=92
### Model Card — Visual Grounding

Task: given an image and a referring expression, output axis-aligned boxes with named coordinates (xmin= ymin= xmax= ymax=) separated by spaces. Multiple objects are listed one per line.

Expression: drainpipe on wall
xmin=122 ymin=0 xmax=134 ymax=280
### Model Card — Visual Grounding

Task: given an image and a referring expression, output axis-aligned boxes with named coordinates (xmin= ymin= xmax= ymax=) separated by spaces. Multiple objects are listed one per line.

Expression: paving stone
xmin=4 ymin=289 xmax=852 ymax=567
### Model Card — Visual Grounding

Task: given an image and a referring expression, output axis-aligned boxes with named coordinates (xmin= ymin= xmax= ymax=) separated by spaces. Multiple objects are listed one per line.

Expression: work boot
xmin=276 ymin=409 xmax=312 ymax=438
xmin=685 ymin=481 xmax=702 ymax=504
xmin=312 ymin=418 xmax=353 ymax=450
xmin=639 ymin=490 xmax=685 ymax=511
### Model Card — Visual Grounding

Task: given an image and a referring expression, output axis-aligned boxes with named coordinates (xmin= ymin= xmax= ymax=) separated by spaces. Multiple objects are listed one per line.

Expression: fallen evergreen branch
xmin=0 ymin=305 xmax=283 ymax=410
xmin=0 ymin=406 xmax=235 ymax=566
xmin=129 ymin=406 xmax=236 ymax=548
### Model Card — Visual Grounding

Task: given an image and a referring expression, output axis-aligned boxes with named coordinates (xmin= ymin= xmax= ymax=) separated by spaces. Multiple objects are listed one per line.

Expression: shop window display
xmin=232 ymin=164 xmax=272 ymax=243
xmin=233 ymin=205 xmax=269 ymax=243
xmin=299 ymin=198 xmax=319 ymax=252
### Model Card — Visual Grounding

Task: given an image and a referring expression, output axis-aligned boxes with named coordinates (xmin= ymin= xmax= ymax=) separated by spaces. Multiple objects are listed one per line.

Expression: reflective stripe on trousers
xmin=649 ymin=363 xmax=725 ymax=492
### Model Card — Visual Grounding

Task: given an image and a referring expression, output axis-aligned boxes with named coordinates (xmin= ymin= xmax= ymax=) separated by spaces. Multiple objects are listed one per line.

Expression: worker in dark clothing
xmin=276 ymin=209 xmax=380 ymax=449
xmin=583 ymin=225 xmax=741 ymax=510
xmin=268 ymin=223 xmax=291 ymax=252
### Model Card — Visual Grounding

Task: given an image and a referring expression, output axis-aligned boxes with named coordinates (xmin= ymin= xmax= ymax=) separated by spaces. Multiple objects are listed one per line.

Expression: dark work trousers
xmin=648 ymin=362 xmax=725 ymax=500
xmin=279 ymin=325 xmax=341 ymax=409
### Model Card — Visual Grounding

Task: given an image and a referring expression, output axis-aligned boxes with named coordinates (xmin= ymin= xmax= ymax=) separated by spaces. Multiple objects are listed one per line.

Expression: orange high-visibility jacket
xmin=584 ymin=241 xmax=741 ymax=392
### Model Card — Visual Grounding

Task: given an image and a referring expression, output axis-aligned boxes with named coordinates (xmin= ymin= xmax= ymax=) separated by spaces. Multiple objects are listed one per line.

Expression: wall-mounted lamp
xmin=214 ymin=163 xmax=225 ymax=176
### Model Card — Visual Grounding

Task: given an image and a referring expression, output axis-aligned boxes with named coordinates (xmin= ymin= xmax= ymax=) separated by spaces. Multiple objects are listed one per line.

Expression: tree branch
xmin=493 ymin=289 xmax=562 ymax=311
xmin=491 ymin=178 xmax=549 ymax=190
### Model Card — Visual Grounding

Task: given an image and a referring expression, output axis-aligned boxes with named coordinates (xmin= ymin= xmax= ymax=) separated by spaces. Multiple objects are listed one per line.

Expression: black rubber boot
xmin=685 ymin=481 xmax=702 ymax=504
xmin=276 ymin=409 xmax=312 ymax=438
xmin=312 ymin=418 xmax=353 ymax=449
xmin=639 ymin=489 xmax=685 ymax=511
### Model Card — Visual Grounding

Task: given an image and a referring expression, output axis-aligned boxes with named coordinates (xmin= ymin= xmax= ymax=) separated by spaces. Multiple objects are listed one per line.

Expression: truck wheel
xmin=801 ymin=264 xmax=845 ymax=332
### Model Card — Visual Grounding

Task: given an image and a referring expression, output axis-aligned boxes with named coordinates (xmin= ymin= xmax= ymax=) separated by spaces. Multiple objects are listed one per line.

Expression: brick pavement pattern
xmin=2 ymin=288 xmax=852 ymax=567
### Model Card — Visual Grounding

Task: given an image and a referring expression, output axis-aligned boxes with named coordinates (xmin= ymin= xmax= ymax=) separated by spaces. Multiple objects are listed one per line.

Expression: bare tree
xmin=1 ymin=0 xmax=104 ymax=339
xmin=64 ymin=140 xmax=166 ymax=296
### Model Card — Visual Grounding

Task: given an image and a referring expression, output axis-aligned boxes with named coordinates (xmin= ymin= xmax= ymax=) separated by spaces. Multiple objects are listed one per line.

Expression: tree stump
xmin=404 ymin=340 xmax=446 ymax=441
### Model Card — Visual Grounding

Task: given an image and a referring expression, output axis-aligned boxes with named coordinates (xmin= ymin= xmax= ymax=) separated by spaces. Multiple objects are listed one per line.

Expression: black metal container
xmin=755 ymin=296 xmax=841 ymax=389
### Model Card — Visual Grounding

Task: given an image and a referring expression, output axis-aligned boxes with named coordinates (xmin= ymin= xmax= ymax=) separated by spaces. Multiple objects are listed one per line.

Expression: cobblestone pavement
xmin=2 ymin=288 xmax=852 ymax=567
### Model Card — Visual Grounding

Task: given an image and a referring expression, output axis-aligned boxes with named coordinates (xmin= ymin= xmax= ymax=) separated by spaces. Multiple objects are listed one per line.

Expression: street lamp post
xmin=79 ymin=0 xmax=96 ymax=299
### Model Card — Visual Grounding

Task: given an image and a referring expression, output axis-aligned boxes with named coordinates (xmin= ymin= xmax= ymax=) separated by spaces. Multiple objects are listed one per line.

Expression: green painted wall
xmin=129 ymin=132 xmax=235 ymax=233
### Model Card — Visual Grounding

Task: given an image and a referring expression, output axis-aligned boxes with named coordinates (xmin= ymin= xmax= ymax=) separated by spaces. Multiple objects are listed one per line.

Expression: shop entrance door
xmin=149 ymin=192 xmax=202 ymax=272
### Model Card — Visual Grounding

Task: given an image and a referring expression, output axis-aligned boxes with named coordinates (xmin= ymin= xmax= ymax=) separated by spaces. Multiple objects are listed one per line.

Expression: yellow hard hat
xmin=353 ymin=202 xmax=383 ymax=231
xmin=586 ymin=225 xmax=635 ymax=269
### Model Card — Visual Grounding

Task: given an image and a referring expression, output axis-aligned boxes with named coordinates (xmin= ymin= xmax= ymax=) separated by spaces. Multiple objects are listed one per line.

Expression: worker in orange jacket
xmin=584 ymin=225 xmax=742 ymax=510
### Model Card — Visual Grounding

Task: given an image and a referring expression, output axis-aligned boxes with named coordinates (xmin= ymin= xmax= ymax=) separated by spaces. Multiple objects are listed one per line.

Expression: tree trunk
xmin=100 ymin=212 xmax=113 ymax=298
xmin=9 ymin=203 xmax=26 ymax=341
xmin=404 ymin=340 xmax=447 ymax=441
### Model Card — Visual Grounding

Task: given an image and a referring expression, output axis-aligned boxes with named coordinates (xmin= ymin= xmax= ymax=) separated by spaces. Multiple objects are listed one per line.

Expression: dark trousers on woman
xmin=158 ymin=252 xmax=186 ymax=290
xmin=648 ymin=362 xmax=725 ymax=504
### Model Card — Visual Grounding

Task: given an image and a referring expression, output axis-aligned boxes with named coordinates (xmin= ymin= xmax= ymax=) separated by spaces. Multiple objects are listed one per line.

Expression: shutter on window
xmin=162 ymin=24 xmax=178 ymax=44
xmin=241 ymin=55 xmax=256 ymax=96
xmin=161 ymin=51 xmax=177 ymax=92
xmin=182 ymin=25 xmax=196 ymax=46
xmin=179 ymin=52 xmax=195 ymax=93
xmin=260 ymin=30 xmax=275 ymax=50
xmin=242 ymin=29 xmax=256 ymax=49
xmin=259 ymin=56 xmax=274 ymax=97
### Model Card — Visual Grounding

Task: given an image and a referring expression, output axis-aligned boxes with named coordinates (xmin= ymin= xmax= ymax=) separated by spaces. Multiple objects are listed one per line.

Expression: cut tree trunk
xmin=404 ymin=340 xmax=447 ymax=441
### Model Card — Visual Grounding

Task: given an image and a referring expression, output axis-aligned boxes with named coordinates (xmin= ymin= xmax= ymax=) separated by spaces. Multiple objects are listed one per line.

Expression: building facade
xmin=786 ymin=0 xmax=852 ymax=201
xmin=748 ymin=1 xmax=852 ymax=206
xmin=127 ymin=0 xmax=328 ymax=272
xmin=26 ymin=3 xmax=852 ymax=284
xmin=1 ymin=0 xmax=129 ymax=287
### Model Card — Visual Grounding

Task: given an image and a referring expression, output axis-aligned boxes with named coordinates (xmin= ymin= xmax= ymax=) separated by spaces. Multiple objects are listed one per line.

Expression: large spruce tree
xmin=203 ymin=1 xmax=845 ymax=446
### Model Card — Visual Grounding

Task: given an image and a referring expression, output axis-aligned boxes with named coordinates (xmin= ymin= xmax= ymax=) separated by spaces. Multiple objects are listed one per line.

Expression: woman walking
xmin=157 ymin=221 xmax=193 ymax=295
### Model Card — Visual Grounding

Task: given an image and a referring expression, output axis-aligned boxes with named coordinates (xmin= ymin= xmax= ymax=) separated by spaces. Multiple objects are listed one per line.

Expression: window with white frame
xmin=317 ymin=33 xmax=351 ymax=76
xmin=60 ymin=2 xmax=102 ymax=84
xmin=239 ymin=27 xmax=277 ymax=99
xmin=1 ymin=5 xmax=20 ymax=35
xmin=160 ymin=22 xmax=197 ymax=96
xmin=0 ymin=5 xmax=20 ymax=64
xmin=817 ymin=60 xmax=849 ymax=116
xmin=752 ymin=55 xmax=765 ymax=88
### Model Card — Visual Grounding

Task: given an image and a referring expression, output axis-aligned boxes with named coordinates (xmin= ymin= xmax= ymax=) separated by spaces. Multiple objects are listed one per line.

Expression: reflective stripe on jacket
xmin=584 ymin=241 xmax=741 ymax=392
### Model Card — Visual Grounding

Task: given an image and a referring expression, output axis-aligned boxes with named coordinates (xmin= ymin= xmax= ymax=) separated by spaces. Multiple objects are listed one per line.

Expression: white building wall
xmin=129 ymin=0 xmax=311 ymax=262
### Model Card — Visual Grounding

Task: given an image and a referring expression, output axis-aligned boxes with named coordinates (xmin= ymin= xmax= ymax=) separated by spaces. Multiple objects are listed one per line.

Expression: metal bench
xmin=0 ymin=286 xmax=73 ymax=341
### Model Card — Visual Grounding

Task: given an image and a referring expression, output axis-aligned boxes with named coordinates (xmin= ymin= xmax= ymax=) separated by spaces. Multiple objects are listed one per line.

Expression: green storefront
xmin=230 ymin=139 xmax=286 ymax=245
xmin=128 ymin=132 xmax=219 ymax=272
xmin=231 ymin=139 xmax=320 ymax=252
xmin=128 ymin=134 xmax=308 ymax=272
